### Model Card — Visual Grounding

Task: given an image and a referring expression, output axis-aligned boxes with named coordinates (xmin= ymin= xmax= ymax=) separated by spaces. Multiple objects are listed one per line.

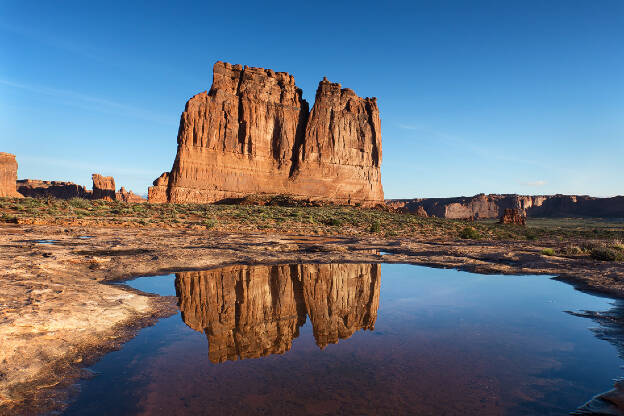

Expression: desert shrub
xmin=326 ymin=218 xmax=344 ymax=227
xmin=0 ymin=213 xmax=18 ymax=223
xmin=540 ymin=248 xmax=555 ymax=256
xmin=591 ymin=247 xmax=624 ymax=262
xmin=459 ymin=226 xmax=480 ymax=240
xmin=68 ymin=198 xmax=91 ymax=210
xmin=202 ymin=218 xmax=217 ymax=229
xmin=560 ymin=245 xmax=583 ymax=256
xmin=369 ymin=220 xmax=381 ymax=233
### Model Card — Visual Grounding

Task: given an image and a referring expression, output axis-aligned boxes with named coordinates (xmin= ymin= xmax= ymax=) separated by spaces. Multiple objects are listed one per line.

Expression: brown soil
xmin=1 ymin=223 xmax=623 ymax=415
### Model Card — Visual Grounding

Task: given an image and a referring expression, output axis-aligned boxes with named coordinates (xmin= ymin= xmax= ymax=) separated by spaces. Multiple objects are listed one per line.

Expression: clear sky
xmin=1 ymin=0 xmax=622 ymax=198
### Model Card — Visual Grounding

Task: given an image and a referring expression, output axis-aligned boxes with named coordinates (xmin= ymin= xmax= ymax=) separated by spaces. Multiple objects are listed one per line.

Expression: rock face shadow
xmin=174 ymin=263 xmax=380 ymax=362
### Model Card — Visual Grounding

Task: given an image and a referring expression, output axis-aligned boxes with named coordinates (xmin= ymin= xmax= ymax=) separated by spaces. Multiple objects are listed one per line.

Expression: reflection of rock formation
xmin=301 ymin=264 xmax=380 ymax=348
xmin=175 ymin=263 xmax=380 ymax=362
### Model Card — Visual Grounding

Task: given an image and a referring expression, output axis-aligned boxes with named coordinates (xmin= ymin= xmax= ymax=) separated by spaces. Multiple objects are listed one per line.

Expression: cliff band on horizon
xmin=149 ymin=61 xmax=384 ymax=206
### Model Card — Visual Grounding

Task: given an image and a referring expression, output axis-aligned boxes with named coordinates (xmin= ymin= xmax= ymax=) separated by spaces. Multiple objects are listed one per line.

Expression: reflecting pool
xmin=63 ymin=263 xmax=623 ymax=415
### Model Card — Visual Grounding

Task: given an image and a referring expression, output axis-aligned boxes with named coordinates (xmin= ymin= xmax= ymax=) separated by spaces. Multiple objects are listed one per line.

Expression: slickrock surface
xmin=17 ymin=180 xmax=90 ymax=199
xmin=176 ymin=264 xmax=378 ymax=362
xmin=2 ymin=225 xmax=624 ymax=414
xmin=0 ymin=153 xmax=22 ymax=198
xmin=388 ymin=194 xmax=624 ymax=219
xmin=499 ymin=208 xmax=526 ymax=225
xmin=150 ymin=61 xmax=383 ymax=206
xmin=91 ymin=174 xmax=116 ymax=201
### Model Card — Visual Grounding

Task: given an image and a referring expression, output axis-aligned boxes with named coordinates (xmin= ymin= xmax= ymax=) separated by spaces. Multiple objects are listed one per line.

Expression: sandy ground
xmin=1 ymin=223 xmax=624 ymax=415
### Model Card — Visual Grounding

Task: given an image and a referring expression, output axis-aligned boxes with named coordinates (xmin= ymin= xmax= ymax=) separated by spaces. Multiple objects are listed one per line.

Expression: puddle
xmin=76 ymin=236 xmax=94 ymax=240
xmin=65 ymin=264 xmax=624 ymax=415
xmin=34 ymin=239 xmax=59 ymax=245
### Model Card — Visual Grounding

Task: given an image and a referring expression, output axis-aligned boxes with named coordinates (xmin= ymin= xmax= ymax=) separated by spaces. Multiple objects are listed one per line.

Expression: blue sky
xmin=1 ymin=0 xmax=622 ymax=198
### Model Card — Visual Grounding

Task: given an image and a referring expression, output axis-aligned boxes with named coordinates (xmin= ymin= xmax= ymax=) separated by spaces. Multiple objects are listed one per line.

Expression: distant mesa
xmin=387 ymin=194 xmax=624 ymax=219
xmin=148 ymin=61 xmax=384 ymax=206
xmin=0 ymin=153 xmax=23 ymax=198
xmin=175 ymin=263 xmax=380 ymax=363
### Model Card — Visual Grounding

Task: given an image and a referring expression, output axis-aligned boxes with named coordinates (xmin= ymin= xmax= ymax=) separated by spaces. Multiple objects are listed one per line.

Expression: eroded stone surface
xmin=0 ymin=153 xmax=22 ymax=198
xmin=150 ymin=62 xmax=383 ymax=206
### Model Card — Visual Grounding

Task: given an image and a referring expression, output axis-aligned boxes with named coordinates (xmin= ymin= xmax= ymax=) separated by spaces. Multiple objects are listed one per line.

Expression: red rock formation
xmin=0 ymin=153 xmax=23 ymax=198
xmin=91 ymin=174 xmax=116 ymax=201
xmin=116 ymin=187 xmax=146 ymax=203
xmin=499 ymin=208 xmax=526 ymax=225
xmin=147 ymin=172 xmax=169 ymax=203
xmin=17 ymin=179 xmax=89 ymax=199
xmin=175 ymin=263 xmax=380 ymax=362
xmin=293 ymin=78 xmax=383 ymax=204
xmin=387 ymin=194 xmax=624 ymax=219
xmin=149 ymin=61 xmax=383 ymax=206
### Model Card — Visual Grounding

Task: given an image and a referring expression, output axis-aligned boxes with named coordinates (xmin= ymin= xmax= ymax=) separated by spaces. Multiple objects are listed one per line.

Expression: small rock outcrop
xmin=17 ymin=180 xmax=89 ymax=199
xmin=147 ymin=172 xmax=169 ymax=203
xmin=0 ymin=153 xmax=22 ymax=198
xmin=499 ymin=208 xmax=526 ymax=225
xmin=91 ymin=174 xmax=116 ymax=201
xmin=116 ymin=187 xmax=146 ymax=203
xmin=175 ymin=263 xmax=380 ymax=363
xmin=149 ymin=61 xmax=383 ymax=206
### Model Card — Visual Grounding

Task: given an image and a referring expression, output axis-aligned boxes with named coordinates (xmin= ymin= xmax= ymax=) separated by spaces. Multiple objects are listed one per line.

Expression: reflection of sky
xmin=79 ymin=263 xmax=623 ymax=415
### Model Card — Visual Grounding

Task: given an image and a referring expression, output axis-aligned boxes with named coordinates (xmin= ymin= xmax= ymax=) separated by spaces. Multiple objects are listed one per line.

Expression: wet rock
xmin=573 ymin=379 xmax=624 ymax=415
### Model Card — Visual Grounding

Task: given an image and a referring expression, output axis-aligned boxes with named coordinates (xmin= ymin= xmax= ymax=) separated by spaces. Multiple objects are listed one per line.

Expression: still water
xmin=64 ymin=264 xmax=623 ymax=415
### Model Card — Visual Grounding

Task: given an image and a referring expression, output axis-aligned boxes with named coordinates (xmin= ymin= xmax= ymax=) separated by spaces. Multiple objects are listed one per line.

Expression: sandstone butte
xmin=149 ymin=61 xmax=383 ymax=206
xmin=175 ymin=263 xmax=379 ymax=362
xmin=0 ymin=153 xmax=22 ymax=198
xmin=92 ymin=174 xmax=116 ymax=201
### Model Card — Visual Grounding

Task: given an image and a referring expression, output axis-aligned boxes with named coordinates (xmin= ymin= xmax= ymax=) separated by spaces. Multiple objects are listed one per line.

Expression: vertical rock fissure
xmin=236 ymin=68 xmax=246 ymax=154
